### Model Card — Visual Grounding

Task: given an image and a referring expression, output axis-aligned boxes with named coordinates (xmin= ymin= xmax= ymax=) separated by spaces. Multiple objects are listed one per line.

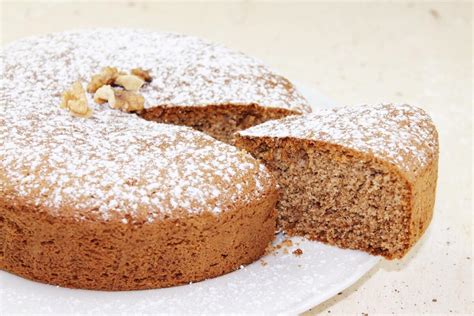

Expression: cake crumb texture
xmin=237 ymin=104 xmax=439 ymax=259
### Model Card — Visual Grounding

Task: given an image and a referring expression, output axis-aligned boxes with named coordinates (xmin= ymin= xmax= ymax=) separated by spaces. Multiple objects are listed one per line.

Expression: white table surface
xmin=0 ymin=1 xmax=472 ymax=314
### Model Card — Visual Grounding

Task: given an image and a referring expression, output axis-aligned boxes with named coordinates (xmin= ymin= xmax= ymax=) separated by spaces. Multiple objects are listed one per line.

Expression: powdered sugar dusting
xmin=0 ymin=29 xmax=284 ymax=222
xmin=2 ymin=29 xmax=309 ymax=112
xmin=238 ymin=104 xmax=438 ymax=176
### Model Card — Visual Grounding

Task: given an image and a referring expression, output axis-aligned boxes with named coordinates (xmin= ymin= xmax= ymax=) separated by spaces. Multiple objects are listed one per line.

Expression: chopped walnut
xmin=86 ymin=66 xmax=149 ymax=112
xmin=113 ymin=90 xmax=145 ymax=112
xmin=94 ymin=85 xmax=116 ymax=107
xmin=131 ymin=68 xmax=153 ymax=82
xmin=114 ymin=75 xmax=145 ymax=91
xmin=60 ymin=81 xmax=92 ymax=118
xmin=87 ymin=67 xmax=121 ymax=93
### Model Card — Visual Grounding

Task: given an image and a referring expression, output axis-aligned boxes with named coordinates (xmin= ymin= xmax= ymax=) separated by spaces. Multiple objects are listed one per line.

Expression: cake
xmin=236 ymin=104 xmax=439 ymax=259
xmin=0 ymin=29 xmax=310 ymax=290
xmin=1 ymin=29 xmax=439 ymax=293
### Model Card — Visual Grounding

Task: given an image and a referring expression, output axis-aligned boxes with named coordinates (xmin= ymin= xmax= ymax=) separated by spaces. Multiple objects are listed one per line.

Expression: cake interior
xmin=236 ymin=136 xmax=412 ymax=259
xmin=140 ymin=104 xmax=296 ymax=144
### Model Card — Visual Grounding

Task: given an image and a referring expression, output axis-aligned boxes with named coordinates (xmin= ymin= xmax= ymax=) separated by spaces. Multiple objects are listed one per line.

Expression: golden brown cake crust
xmin=236 ymin=104 xmax=439 ymax=259
xmin=0 ymin=187 xmax=277 ymax=291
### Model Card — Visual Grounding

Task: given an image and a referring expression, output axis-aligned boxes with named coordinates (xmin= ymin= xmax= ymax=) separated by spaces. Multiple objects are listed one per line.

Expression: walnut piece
xmin=94 ymin=85 xmax=116 ymax=106
xmin=131 ymin=68 xmax=153 ymax=82
xmin=60 ymin=81 xmax=93 ymax=118
xmin=87 ymin=67 xmax=121 ymax=93
xmin=87 ymin=66 xmax=149 ymax=112
xmin=114 ymin=75 xmax=145 ymax=91
xmin=113 ymin=90 xmax=145 ymax=112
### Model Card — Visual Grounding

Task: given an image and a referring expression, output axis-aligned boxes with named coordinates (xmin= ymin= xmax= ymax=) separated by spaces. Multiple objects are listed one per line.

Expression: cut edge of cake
xmin=235 ymin=103 xmax=439 ymax=259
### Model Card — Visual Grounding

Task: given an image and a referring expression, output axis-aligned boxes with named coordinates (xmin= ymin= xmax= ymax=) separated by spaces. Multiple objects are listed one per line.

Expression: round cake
xmin=0 ymin=29 xmax=309 ymax=290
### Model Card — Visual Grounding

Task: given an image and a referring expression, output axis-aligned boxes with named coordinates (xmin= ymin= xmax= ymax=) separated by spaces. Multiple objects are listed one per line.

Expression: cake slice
xmin=236 ymin=104 xmax=439 ymax=259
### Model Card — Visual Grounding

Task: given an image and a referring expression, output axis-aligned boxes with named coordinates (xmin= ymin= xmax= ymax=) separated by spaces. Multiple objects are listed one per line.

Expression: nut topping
xmin=87 ymin=67 xmax=121 ymax=93
xmin=75 ymin=66 xmax=153 ymax=115
xmin=114 ymin=90 xmax=145 ymax=112
xmin=94 ymin=85 xmax=116 ymax=106
xmin=60 ymin=81 xmax=93 ymax=118
xmin=131 ymin=68 xmax=153 ymax=82
xmin=114 ymin=75 xmax=145 ymax=91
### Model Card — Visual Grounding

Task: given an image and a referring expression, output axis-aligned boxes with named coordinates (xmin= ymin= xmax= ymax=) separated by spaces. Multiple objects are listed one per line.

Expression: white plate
xmin=0 ymin=84 xmax=380 ymax=315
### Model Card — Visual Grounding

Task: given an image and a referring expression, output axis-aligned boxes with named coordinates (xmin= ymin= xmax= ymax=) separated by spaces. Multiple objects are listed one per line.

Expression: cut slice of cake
xmin=236 ymin=104 xmax=439 ymax=259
